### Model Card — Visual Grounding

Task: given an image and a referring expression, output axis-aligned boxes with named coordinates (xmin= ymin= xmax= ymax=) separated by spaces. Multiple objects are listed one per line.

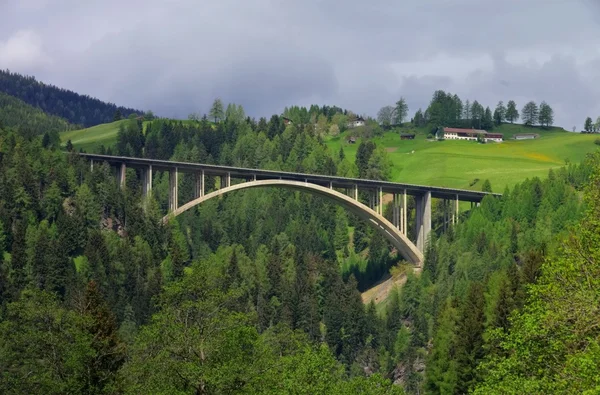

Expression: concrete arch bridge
xmin=81 ymin=154 xmax=499 ymax=266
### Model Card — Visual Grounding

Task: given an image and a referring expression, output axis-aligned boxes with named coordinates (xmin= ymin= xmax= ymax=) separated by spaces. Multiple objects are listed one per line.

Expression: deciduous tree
xmin=377 ymin=106 xmax=394 ymax=127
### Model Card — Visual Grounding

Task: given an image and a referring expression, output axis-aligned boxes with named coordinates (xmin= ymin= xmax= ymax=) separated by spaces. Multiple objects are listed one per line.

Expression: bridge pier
xmin=117 ymin=163 xmax=127 ymax=189
xmin=169 ymin=168 xmax=178 ymax=212
xmin=221 ymin=172 xmax=231 ymax=189
xmin=416 ymin=191 xmax=431 ymax=252
xmin=453 ymin=194 xmax=459 ymax=224
xmin=78 ymin=154 xmax=498 ymax=261
xmin=390 ymin=190 xmax=408 ymax=236
xmin=402 ymin=190 xmax=407 ymax=236
xmin=194 ymin=170 xmax=204 ymax=199
xmin=142 ymin=165 xmax=153 ymax=197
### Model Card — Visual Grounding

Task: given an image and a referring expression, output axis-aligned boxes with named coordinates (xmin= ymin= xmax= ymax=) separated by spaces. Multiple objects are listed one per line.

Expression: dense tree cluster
xmin=410 ymin=91 xmax=554 ymax=131
xmin=0 ymin=92 xmax=75 ymax=139
xmin=0 ymin=70 xmax=142 ymax=127
xmin=0 ymin=114 xmax=404 ymax=392
xmin=377 ymin=98 xmax=409 ymax=127
xmin=1 ymin=87 xmax=599 ymax=393
xmin=582 ymin=115 xmax=600 ymax=133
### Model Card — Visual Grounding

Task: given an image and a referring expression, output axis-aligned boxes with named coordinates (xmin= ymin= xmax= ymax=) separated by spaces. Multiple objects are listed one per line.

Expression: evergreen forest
xmin=1 ymin=79 xmax=600 ymax=394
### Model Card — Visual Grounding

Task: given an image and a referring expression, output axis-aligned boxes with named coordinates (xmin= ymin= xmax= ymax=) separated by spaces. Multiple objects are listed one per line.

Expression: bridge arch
xmin=162 ymin=179 xmax=424 ymax=266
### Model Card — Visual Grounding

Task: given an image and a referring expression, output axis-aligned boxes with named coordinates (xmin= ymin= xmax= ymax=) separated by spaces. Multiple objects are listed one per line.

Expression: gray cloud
xmin=0 ymin=0 xmax=599 ymax=128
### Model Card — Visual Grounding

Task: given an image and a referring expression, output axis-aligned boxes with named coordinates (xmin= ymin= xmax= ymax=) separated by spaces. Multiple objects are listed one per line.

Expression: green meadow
xmin=61 ymin=119 xmax=599 ymax=192
xmin=327 ymin=124 xmax=599 ymax=192
xmin=60 ymin=120 xmax=128 ymax=152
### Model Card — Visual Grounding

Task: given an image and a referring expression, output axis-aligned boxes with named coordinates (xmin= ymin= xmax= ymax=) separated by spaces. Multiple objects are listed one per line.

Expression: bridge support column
xmin=402 ymin=190 xmax=407 ymax=236
xmin=392 ymin=194 xmax=397 ymax=228
xmin=416 ymin=191 xmax=431 ymax=252
xmin=118 ymin=163 xmax=126 ymax=189
xmin=142 ymin=165 xmax=153 ymax=197
xmin=378 ymin=187 xmax=383 ymax=216
xmin=90 ymin=159 xmax=94 ymax=172
xmin=454 ymin=194 xmax=459 ymax=224
xmin=353 ymin=184 xmax=358 ymax=201
xmin=194 ymin=170 xmax=204 ymax=199
xmin=221 ymin=172 xmax=231 ymax=189
xmin=169 ymin=168 xmax=178 ymax=212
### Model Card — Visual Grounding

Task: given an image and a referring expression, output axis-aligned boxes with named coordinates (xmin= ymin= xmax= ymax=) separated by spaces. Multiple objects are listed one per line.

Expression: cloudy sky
xmin=1 ymin=0 xmax=599 ymax=129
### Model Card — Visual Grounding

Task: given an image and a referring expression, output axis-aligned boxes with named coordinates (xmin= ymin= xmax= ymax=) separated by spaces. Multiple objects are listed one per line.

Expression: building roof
xmin=400 ymin=133 xmax=415 ymax=137
xmin=486 ymin=133 xmax=503 ymax=138
xmin=443 ymin=127 xmax=488 ymax=134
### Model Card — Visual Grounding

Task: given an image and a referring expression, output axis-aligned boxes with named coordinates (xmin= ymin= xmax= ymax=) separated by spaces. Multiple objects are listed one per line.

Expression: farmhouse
xmin=443 ymin=127 xmax=503 ymax=143
xmin=400 ymin=133 xmax=415 ymax=140
xmin=282 ymin=117 xmax=292 ymax=126
xmin=347 ymin=116 xmax=366 ymax=128
xmin=514 ymin=133 xmax=539 ymax=140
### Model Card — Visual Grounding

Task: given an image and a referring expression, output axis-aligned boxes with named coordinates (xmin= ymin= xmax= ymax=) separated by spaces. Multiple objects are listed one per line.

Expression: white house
xmin=347 ymin=116 xmax=366 ymax=128
xmin=443 ymin=127 xmax=503 ymax=143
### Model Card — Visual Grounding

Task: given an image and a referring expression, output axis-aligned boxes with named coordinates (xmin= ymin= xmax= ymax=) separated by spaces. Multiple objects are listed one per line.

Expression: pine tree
xmin=482 ymin=179 xmax=492 ymax=192
xmin=113 ymin=109 xmax=122 ymax=121
xmin=8 ymin=220 xmax=27 ymax=298
xmin=584 ymin=116 xmax=593 ymax=133
xmin=483 ymin=107 xmax=494 ymax=130
xmin=393 ymin=97 xmax=409 ymax=125
xmin=463 ymin=100 xmax=471 ymax=120
xmin=81 ymin=280 xmax=125 ymax=393
xmin=505 ymin=100 xmax=519 ymax=123
xmin=455 ymin=282 xmax=486 ymax=394
xmin=209 ymin=98 xmax=225 ymax=123
xmin=538 ymin=101 xmax=554 ymax=128
xmin=338 ymin=146 xmax=345 ymax=162
xmin=493 ymin=101 xmax=506 ymax=126
xmin=353 ymin=219 xmax=369 ymax=252
xmin=521 ymin=101 xmax=539 ymax=126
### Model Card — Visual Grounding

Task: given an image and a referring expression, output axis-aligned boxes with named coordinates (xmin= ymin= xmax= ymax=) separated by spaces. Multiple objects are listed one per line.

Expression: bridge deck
xmin=80 ymin=153 xmax=500 ymax=202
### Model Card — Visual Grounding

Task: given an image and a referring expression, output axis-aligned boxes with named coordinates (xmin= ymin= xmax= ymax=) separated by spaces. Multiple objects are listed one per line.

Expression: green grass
xmin=61 ymin=119 xmax=599 ymax=193
xmin=60 ymin=119 xmax=209 ymax=152
xmin=61 ymin=120 xmax=127 ymax=152
xmin=328 ymin=124 xmax=599 ymax=192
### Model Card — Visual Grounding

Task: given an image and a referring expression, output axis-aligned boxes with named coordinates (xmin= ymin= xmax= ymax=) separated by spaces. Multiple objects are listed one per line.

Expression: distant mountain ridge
xmin=0 ymin=69 xmax=143 ymax=127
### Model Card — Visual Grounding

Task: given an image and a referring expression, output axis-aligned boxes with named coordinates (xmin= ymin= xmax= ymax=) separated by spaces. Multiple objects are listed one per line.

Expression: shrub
xmin=595 ymin=138 xmax=600 ymax=146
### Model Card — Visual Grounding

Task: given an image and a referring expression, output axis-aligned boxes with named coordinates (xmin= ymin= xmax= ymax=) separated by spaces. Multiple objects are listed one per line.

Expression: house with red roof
xmin=443 ymin=127 xmax=503 ymax=143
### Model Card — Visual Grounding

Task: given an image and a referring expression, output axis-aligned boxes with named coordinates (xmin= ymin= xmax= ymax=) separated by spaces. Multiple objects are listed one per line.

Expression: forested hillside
xmin=2 ymin=92 xmax=600 ymax=393
xmin=0 ymin=70 xmax=142 ymax=127
xmin=0 ymin=92 xmax=75 ymax=139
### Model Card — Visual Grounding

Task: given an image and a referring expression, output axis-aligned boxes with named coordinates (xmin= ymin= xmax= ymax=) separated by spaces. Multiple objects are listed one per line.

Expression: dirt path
xmin=361 ymin=266 xmax=422 ymax=305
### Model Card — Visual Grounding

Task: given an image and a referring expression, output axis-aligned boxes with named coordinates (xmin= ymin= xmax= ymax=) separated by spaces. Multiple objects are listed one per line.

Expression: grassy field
xmin=328 ymin=124 xmax=599 ymax=192
xmin=61 ymin=120 xmax=127 ymax=152
xmin=60 ymin=119 xmax=207 ymax=152
xmin=61 ymin=119 xmax=599 ymax=192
